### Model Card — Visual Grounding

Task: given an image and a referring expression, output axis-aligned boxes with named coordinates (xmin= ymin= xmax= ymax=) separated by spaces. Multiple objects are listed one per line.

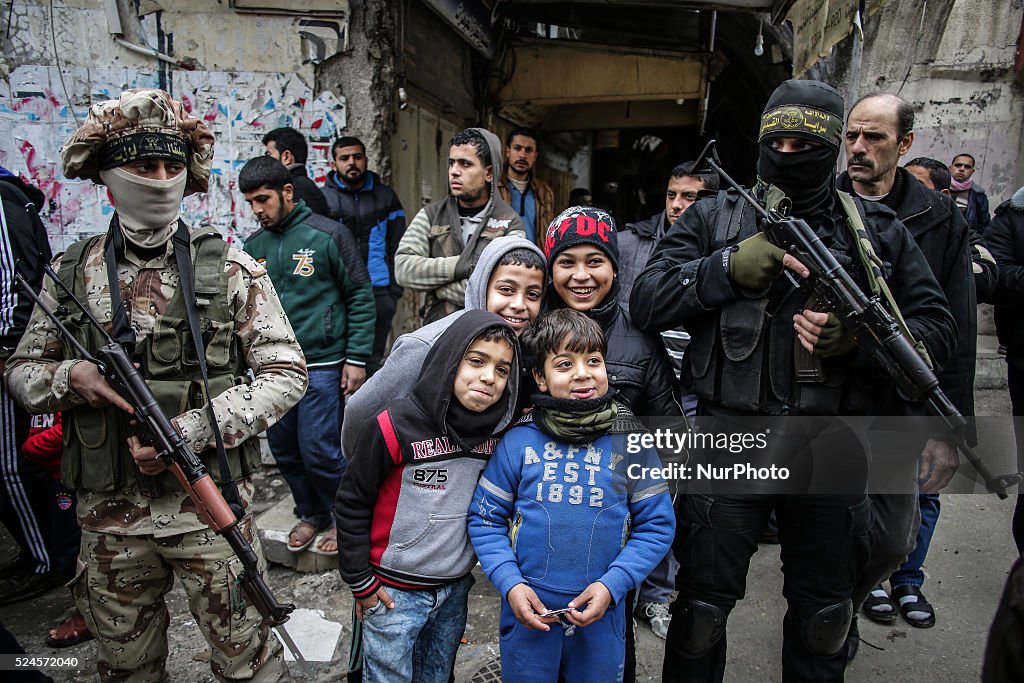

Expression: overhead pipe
xmin=106 ymin=0 xmax=196 ymax=70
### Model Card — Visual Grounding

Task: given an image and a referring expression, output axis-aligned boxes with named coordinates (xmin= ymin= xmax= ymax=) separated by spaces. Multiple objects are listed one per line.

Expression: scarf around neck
xmin=950 ymin=177 xmax=973 ymax=193
xmin=446 ymin=393 xmax=509 ymax=451
xmin=531 ymin=389 xmax=618 ymax=443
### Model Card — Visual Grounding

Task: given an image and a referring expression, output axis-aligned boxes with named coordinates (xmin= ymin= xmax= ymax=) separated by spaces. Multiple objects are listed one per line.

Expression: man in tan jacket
xmin=498 ymin=127 xmax=555 ymax=246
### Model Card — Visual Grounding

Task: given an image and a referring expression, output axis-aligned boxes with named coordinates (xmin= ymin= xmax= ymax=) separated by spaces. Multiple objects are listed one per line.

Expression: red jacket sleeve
xmin=22 ymin=420 xmax=63 ymax=479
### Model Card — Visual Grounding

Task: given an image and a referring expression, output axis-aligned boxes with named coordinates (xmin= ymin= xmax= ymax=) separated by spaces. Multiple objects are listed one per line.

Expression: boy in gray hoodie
xmin=342 ymin=235 xmax=546 ymax=461
xmin=339 ymin=236 xmax=545 ymax=679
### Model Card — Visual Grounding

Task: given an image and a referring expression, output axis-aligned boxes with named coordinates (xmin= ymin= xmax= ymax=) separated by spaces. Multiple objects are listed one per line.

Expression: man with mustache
xmin=837 ymin=92 xmax=991 ymax=650
xmin=498 ymin=127 xmax=555 ymax=246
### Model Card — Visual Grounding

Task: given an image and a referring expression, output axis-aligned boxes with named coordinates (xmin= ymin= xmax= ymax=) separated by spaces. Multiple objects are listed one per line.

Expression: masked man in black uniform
xmin=630 ymin=80 xmax=956 ymax=683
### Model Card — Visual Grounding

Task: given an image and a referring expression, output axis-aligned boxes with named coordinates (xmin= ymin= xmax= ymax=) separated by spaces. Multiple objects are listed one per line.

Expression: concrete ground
xmin=1 ymin=387 xmax=1020 ymax=682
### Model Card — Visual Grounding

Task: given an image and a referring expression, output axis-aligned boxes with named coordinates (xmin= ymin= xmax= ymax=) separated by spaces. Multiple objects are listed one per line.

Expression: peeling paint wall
xmin=0 ymin=0 xmax=350 ymax=250
xmin=855 ymin=0 xmax=1024 ymax=203
xmin=316 ymin=0 xmax=397 ymax=179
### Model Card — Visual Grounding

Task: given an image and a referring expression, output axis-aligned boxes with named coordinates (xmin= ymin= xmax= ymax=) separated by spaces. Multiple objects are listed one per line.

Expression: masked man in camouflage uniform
xmin=4 ymin=89 xmax=308 ymax=682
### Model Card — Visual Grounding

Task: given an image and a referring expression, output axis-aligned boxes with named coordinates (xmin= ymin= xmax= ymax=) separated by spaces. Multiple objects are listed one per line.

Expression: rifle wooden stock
xmin=13 ymin=266 xmax=299 ymax=632
xmin=76 ymin=343 xmax=295 ymax=625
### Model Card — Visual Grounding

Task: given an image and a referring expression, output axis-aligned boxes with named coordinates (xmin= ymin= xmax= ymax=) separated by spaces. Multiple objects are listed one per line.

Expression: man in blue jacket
xmin=322 ymin=136 xmax=406 ymax=375
xmin=949 ymin=153 xmax=991 ymax=233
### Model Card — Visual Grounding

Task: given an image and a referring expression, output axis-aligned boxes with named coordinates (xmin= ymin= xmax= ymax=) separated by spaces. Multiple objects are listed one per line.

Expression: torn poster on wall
xmin=0 ymin=65 xmax=346 ymax=251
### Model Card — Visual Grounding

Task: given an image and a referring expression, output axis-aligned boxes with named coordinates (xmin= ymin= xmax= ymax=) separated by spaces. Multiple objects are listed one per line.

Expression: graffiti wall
xmin=0 ymin=65 xmax=345 ymax=252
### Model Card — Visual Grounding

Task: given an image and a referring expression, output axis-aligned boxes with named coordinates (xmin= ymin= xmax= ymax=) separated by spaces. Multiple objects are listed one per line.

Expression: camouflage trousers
xmin=72 ymin=516 xmax=287 ymax=683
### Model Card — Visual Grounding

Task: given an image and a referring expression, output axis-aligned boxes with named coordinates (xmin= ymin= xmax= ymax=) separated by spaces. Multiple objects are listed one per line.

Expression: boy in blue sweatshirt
xmin=468 ymin=309 xmax=675 ymax=682
xmin=336 ymin=310 xmax=520 ymax=683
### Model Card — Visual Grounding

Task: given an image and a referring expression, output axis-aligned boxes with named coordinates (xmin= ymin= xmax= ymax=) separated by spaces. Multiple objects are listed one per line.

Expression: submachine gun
xmin=13 ymin=265 xmax=311 ymax=672
xmin=693 ymin=139 xmax=1023 ymax=498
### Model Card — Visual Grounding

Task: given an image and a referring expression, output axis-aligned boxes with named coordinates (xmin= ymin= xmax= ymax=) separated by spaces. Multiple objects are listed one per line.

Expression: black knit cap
xmin=758 ymin=80 xmax=845 ymax=151
xmin=543 ymin=205 xmax=619 ymax=272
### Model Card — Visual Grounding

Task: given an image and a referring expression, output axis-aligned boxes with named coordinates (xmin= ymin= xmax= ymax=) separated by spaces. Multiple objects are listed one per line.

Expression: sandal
xmin=46 ymin=611 xmax=94 ymax=648
xmin=316 ymin=525 xmax=338 ymax=553
xmin=288 ymin=521 xmax=319 ymax=553
xmin=862 ymin=585 xmax=898 ymax=624
xmin=892 ymin=584 xmax=936 ymax=628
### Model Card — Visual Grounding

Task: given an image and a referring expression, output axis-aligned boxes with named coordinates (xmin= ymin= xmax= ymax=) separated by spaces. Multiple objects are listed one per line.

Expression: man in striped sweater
xmin=395 ymin=127 xmax=525 ymax=325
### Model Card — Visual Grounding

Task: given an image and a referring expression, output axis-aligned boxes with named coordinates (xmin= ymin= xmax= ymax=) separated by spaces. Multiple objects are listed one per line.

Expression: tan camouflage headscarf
xmin=61 ymin=89 xmax=215 ymax=196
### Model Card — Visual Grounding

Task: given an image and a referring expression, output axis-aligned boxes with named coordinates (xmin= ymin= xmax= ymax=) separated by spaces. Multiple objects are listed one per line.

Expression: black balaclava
xmin=756 ymin=80 xmax=845 ymax=220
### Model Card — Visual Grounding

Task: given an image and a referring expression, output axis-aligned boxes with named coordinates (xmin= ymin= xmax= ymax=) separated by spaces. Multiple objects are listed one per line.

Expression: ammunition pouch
xmin=57 ymin=234 xmax=260 ymax=493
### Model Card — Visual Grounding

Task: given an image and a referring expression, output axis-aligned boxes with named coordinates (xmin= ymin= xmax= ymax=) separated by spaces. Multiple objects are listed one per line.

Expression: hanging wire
xmin=49 ymin=0 xmax=81 ymax=127
xmin=5 ymin=0 xmax=14 ymax=40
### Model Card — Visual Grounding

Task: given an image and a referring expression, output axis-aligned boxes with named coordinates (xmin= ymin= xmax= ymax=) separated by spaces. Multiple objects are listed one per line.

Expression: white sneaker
xmin=635 ymin=601 xmax=671 ymax=639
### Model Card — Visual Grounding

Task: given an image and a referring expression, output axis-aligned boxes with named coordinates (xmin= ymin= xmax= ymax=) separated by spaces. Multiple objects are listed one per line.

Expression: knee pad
xmin=670 ymin=600 xmax=728 ymax=658
xmin=800 ymin=600 xmax=853 ymax=657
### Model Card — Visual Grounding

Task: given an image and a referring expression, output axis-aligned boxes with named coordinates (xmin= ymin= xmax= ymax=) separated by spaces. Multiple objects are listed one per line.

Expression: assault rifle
xmin=13 ymin=265 xmax=311 ymax=671
xmin=694 ymin=139 xmax=1023 ymax=498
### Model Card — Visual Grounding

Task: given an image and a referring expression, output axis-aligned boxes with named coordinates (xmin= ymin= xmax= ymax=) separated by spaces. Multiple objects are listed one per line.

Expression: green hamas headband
xmin=758 ymin=105 xmax=843 ymax=150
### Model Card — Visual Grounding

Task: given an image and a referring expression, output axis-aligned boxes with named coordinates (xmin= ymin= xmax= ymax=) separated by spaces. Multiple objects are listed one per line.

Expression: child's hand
xmin=356 ymin=587 xmax=394 ymax=621
xmin=566 ymin=582 xmax=612 ymax=627
xmin=507 ymin=583 xmax=559 ymax=631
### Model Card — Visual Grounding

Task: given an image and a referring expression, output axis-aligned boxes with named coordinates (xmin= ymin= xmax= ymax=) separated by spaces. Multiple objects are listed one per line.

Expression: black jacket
xmin=619 ymin=211 xmax=691 ymax=382
xmin=982 ymin=554 xmax=1024 ymax=683
xmin=322 ymin=170 xmax=406 ymax=292
xmin=617 ymin=211 xmax=665 ymax=317
xmin=547 ymin=283 xmax=682 ymax=417
xmin=985 ymin=190 xmax=1024 ymax=369
xmin=0 ymin=174 xmax=52 ymax=350
xmin=288 ymin=165 xmax=330 ymax=217
xmin=631 ymin=189 xmax=956 ymax=416
xmin=838 ymin=168 xmax=978 ymax=414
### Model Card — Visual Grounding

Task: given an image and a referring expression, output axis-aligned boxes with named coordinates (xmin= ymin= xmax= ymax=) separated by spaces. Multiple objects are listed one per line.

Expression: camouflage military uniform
xmin=5 ymin=237 xmax=307 ymax=683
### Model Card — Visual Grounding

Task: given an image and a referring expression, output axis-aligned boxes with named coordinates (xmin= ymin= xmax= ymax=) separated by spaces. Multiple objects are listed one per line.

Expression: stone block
xmin=257 ymin=495 xmax=337 ymax=573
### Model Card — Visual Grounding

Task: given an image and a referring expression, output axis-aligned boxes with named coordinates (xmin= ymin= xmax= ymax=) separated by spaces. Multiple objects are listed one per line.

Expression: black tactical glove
xmin=728 ymin=232 xmax=787 ymax=290
xmin=813 ymin=312 xmax=857 ymax=357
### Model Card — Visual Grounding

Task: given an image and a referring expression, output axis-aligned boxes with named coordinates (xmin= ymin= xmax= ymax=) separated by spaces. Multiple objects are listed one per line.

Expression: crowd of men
xmin=0 ymin=78 xmax=1022 ymax=683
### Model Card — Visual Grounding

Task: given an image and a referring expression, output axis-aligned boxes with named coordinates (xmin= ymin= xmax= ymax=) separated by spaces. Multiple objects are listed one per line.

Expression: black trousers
xmin=663 ymin=493 xmax=870 ymax=683
xmin=1006 ymin=365 xmax=1024 ymax=552
xmin=367 ymin=288 xmax=398 ymax=378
